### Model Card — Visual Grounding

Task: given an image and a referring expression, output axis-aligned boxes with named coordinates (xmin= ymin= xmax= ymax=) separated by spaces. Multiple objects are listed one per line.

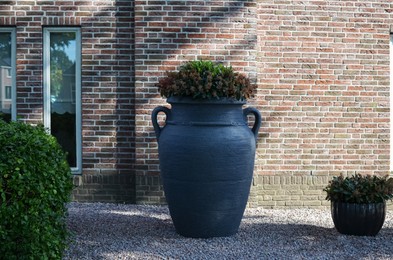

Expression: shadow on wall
xmin=73 ymin=0 xmax=136 ymax=203
xmin=135 ymin=0 xmax=258 ymax=90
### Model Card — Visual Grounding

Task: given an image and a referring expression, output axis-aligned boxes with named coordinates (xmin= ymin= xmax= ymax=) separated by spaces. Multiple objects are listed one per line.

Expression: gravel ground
xmin=63 ymin=202 xmax=393 ymax=260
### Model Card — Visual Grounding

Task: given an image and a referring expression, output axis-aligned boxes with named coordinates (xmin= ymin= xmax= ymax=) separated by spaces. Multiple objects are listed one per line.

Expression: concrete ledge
xmin=72 ymin=173 xmax=136 ymax=203
xmin=134 ymin=174 xmax=393 ymax=209
xmin=135 ymin=174 xmax=166 ymax=204
xmin=250 ymin=175 xmax=393 ymax=209
xmin=249 ymin=175 xmax=331 ymax=208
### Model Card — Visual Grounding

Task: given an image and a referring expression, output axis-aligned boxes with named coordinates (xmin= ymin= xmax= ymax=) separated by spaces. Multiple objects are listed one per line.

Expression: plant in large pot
xmin=152 ymin=60 xmax=261 ymax=238
xmin=324 ymin=174 xmax=393 ymax=236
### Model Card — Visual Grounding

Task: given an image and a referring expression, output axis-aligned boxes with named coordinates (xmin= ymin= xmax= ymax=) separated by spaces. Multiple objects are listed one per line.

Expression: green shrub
xmin=156 ymin=60 xmax=257 ymax=100
xmin=0 ymin=120 xmax=73 ymax=259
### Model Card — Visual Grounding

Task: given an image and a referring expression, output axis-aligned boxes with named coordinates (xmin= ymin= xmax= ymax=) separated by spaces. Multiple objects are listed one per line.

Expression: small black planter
xmin=152 ymin=97 xmax=261 ymax=238
xmin=331 ymin=202 xmax=386 ymax=236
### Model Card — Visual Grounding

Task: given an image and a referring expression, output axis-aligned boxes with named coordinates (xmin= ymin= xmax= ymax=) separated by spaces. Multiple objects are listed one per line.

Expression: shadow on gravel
xmin=66 ymin=204 xmax=176 ymax=239
xmin=239 ymin=221 xmax=393 ymax=260
xmin=64 ymin=203 xmax=393 ymax=259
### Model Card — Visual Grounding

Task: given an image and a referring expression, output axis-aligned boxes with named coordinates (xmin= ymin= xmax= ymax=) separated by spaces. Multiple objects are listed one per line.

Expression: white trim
xmin=43 ymin=28 xmax=51 ymax=128
xmin=0 ymin=27 xmax=16 ymax=120
xmin=75 ymin=29 xmax=82 ymax=174
xmin=43 ymin=27 xmax=82 ymax=174
xmin=390 ymin=34 xmax=393 ymax=173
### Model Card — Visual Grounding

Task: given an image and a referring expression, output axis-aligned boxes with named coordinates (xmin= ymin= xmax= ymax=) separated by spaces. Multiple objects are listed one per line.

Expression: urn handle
xmin=243 ymin=107 xmax=262 ymax=142
xmin=152 ymin=106 xmax=171 ymax=141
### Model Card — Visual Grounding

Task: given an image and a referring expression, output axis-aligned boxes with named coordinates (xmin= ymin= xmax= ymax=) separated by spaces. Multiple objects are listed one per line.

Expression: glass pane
xmin=0 ymin=32 xmax=12 ymax=122
xmin=50 ymin=32 xmax=77 ymax=167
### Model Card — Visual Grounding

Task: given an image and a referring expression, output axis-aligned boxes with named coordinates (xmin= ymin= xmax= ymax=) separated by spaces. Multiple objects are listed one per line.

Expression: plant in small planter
xmin=324 ymin=174 xmax=393 ymax=236
xmin=152 ymin=60 xmax=261 ymax=238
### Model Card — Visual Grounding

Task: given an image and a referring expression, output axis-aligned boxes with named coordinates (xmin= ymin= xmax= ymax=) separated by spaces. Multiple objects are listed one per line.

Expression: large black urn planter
xmin=152 ymin=97 xmax=261 ymax=238
xmin=331 ymin=202 xmax=386 ymax=236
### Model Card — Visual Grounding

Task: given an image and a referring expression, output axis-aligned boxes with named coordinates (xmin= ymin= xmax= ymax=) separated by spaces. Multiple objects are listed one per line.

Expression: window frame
xmin=43 ymin=27 xmax=82 ymax=174
xmin=391 ymin=34 xmax=393 ymax=173
xmin=0 ymin=27 xmax=16 ymax=121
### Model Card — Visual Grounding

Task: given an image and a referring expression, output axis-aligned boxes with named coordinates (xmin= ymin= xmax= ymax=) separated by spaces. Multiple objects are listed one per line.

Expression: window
xmin=43 ymin=27 xmax=81 ymax=173
xmin=5 ymin=86 xmax=11 ymax=99
xmin=0 ymin=28 xmax=16 ymax=122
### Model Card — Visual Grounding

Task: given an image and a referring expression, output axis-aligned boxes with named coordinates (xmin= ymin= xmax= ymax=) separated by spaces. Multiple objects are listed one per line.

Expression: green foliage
xmin=0 ymin=112 xmax=11 ymax=123
xmin=0 ymin=120 xmax=73 ymax=259
xmin=324 ymin=174 xmax=393 ymax=204
xmin=157 ymin=60 xmax=257 ymax=100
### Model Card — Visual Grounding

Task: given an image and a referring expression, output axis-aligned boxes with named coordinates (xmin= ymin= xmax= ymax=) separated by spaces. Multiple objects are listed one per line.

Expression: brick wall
xmin=250 ymin=0 xmax=392 ymax=207
xmin=257 ymin=0 xmax=390 ymax=176
xmin=2 ymin=0 xmax=136 ymax=203
xmin=134 ymin=0 xmax=392 ymax=207
xmin=2 ymin=0 xmax=392 ymax=207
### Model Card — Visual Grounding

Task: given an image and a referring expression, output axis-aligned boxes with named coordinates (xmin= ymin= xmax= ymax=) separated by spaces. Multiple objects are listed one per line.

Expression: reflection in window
xmin=44 ymin=28 xmax=81 ymax=172
xmin=0 ymin=29 xmax=15 ymax=122
xmin=5 ymin=86 xmax=11 ymax=99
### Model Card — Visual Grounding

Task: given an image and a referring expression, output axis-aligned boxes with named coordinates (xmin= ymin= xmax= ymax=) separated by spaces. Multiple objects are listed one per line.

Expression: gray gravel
xmin=63 ymin=202 xmax=393 ymax=259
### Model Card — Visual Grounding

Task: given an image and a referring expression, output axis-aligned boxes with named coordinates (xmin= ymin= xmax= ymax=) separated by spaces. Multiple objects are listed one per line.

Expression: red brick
xmin=3 ymin=0 xmax=391 ymax=204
